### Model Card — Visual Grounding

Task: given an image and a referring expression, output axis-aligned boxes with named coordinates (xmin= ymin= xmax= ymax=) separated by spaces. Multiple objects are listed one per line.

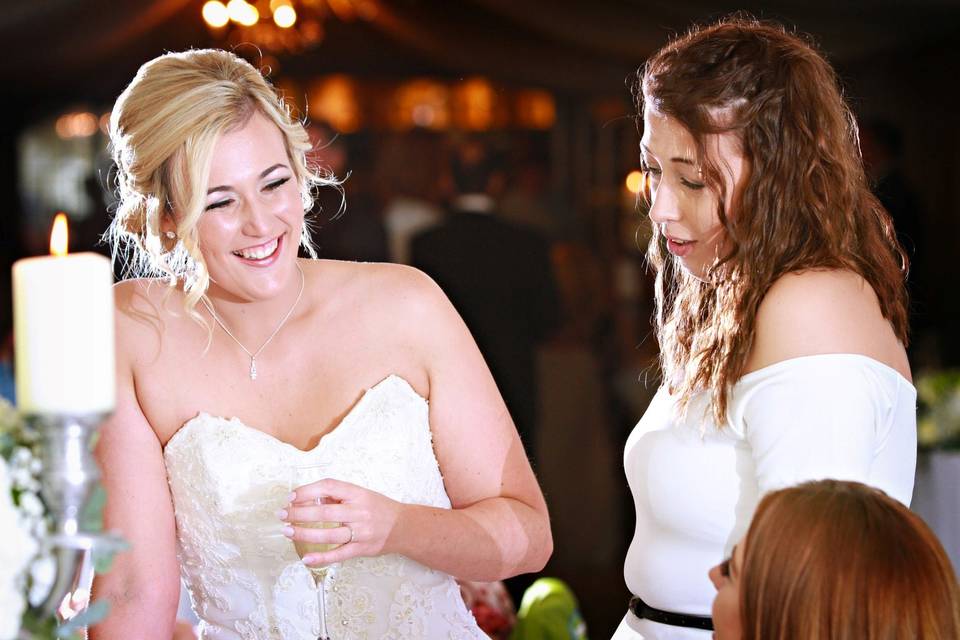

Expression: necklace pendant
xmin=249 ymin=358 xmax=258 ymax=381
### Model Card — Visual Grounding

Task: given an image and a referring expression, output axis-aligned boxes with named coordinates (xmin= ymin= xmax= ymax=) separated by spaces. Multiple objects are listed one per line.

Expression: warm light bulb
xmin=54 ymin=112 xmax=98 ymax=139
xmin=412 ymin=104 xmax=436 ymax=127
xmin=203 ymin=0 xmax=230 ymax=27
xmin=227 ymin=0 xmax=246 ymax=22
xmin=625 ymin=170 xmax=644 ymax=195
xmin=273 ymin=4 xmax=296 ymax=28
xmin=227 ymin=0 xmax=258 ymax=26
xmin=73 ymin=112 xmax=98 ymax=137
xmin=240 ymin=3 xmax=259 ymax=25
xmin=54 ymin=115 xmax=72 ymax=139
xmin=50 ymin=213 xmax=69 ymax=257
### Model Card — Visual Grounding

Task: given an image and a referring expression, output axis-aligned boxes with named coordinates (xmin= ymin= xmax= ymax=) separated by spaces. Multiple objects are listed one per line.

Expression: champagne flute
xmin=289 ymin=463 xmax=342 ymax=640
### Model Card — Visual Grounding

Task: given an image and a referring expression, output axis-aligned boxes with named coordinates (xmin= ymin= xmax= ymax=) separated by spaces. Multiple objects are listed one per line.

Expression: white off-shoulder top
xmin=614 ymin=354 xmax=917 ymax=639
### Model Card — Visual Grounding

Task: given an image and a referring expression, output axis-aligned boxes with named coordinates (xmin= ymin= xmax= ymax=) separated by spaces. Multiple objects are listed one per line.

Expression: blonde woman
xmin=616 ymin=17 xmax=916 ymax=639
xmin=709 ymin=479 xmax=960 ymax=639
xmin=90 ymin=49 xmax=551 ymax=639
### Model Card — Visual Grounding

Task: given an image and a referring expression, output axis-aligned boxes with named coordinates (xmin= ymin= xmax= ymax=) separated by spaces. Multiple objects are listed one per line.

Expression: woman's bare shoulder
xmin=759 ymin=269 xmax=875 ymax=315
xmin=114 ymin=277 xmax=176 ymax=314
xmin=304 ymin=260 xmax=455 ymax=392
xmin=113 ymin=278 xmax=186 ymax=360
xmin=746 ymin=269 xmax=908 ymax=376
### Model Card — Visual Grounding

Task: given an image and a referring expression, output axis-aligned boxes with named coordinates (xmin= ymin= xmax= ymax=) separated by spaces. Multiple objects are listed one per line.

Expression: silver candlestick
xmin=28 ymin=412 xmax=123 ymax=617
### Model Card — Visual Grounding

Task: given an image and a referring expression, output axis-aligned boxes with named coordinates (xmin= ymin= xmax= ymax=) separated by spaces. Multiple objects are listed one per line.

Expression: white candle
xmin=12 ymin=214 xmax=115 ymax=415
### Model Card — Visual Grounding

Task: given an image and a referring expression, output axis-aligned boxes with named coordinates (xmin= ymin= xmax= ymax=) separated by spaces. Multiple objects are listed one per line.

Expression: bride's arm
xmin=288 ymin=267 xmax=552 ymax=581
xmin=89 ymin=303 xmax=180 ymax=638
xmin=399 ymin=271 xmax=553 ymax=580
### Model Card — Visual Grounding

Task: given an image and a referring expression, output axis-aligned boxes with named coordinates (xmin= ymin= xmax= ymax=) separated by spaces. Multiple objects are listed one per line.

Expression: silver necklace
xmin=200 ymin=263 xmax=305 ymax=381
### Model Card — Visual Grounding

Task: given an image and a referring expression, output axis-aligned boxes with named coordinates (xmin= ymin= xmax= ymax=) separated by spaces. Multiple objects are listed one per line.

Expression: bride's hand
xmin=280 ymin=478 xmax=402 ymax=565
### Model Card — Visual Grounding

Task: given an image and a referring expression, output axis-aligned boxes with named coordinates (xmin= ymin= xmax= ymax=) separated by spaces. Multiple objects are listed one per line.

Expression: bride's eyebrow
xmin=206 ymin=163 xmax=289 ymax=194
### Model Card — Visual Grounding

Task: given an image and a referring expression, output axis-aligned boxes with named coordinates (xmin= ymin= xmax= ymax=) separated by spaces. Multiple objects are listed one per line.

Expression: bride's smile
xmin=192 ymin=111 xmax=304 ymax=306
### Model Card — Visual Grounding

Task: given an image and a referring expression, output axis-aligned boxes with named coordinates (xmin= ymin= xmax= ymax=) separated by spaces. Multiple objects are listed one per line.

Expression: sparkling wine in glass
xmin=289 ymin=463 xmax=342 ymax=640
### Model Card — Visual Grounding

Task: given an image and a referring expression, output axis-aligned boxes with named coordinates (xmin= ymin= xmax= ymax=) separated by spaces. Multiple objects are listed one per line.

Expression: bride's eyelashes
xmin=266 ymin=177 xmax=290 ymax=190
xmin=203 ymin=177 xmax=291 ymax=211
xmin=205 ymin=199 xmax=233 ymax=211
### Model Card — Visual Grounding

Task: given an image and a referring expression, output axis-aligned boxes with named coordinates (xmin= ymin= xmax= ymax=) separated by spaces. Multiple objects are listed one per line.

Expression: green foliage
xmin=81 ymin=485 xmax=106 ymax=533
xmin=59 ymin=601 xmax=110 ymax=638
xmin=92 ymin=534 xmax=130 ymax=575
xmin=916 ymin=369 xmax=960 ymax=451
xmin=19 ymin=611 xmax=60 ymax=638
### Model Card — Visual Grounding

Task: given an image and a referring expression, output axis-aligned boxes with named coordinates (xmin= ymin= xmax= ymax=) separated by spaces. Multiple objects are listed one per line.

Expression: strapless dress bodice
xmin=163 ymin=374 xmax=485 ymax=639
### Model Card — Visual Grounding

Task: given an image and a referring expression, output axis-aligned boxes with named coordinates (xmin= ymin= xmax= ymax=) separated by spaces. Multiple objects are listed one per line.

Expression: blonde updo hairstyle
xmin=107 ymin=48 xmax=333 ymax=317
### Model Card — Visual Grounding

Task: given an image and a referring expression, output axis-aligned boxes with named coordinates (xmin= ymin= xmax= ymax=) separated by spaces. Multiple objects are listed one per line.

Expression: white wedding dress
xmin=163 ymin=374 xmax=486 ymax=639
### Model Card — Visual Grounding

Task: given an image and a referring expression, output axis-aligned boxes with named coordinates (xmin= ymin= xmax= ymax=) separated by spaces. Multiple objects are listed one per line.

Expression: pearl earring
xmin=164 ymin=231 xmax=176 ymax=240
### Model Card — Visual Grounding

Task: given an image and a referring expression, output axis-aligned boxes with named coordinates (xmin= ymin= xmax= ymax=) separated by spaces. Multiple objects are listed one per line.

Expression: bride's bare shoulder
xmin=311 ymin=259 xmax=461 ymax=340
xmin=114 ymin=277 xmax=178 ymax=322
xmin=308 ymin=259 xmax=446 ymax=310
xmin=113 ymin=278 xmax=188 ymax=358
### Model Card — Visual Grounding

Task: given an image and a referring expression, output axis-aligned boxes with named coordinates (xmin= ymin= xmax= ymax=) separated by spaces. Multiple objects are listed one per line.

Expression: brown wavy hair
xmin=741 ymin=480 xmax=960 ymax=639
xmin=636 ymin=17 xmax=909 ymax=427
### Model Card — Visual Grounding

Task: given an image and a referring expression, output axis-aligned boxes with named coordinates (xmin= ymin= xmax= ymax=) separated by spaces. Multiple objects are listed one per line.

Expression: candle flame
xmin=50 ymin=213 xmax=69 ymax=257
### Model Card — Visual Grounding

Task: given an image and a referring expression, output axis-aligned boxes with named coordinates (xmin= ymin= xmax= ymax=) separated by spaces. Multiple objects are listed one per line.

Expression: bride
xmin=90 ymin=49 xmax=552 ymax=639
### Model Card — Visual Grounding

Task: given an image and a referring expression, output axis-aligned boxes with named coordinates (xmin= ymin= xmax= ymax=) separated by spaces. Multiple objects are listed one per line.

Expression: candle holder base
xmin=40 ymin=530 xmax=128 ymax=618
xmin=24 ymin=411 xmax=116 ymax=619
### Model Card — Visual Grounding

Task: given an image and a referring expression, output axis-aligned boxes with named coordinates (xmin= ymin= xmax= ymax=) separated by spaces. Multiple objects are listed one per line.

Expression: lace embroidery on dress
xmin=164 ymin=375 xmax=486 ymax=639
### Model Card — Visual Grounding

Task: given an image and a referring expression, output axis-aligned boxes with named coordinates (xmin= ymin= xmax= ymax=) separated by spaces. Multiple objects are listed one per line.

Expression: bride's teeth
xmin=234 ymin=238 xmax=278 ymax=260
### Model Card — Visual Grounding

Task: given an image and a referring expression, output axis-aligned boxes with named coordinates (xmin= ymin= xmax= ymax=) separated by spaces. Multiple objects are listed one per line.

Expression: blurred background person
xmin=500 ymin=153 xmax=557 ymax=238
xmin=411 ymin=136 xmax=561 ymax=608
xmin=306 ymin=121 xmax=389 ymax=263
xmin=411 ymin=137 xmax=560 ymax=466
xmin=377 ymin=128 xmax=447 ymax=265
xmin=533 ymin=240 xmax=623 ymax=633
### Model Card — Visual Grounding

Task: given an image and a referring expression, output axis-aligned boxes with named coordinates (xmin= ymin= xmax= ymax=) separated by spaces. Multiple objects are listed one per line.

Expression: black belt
xmin=629 ymin=596 xmax=714 ymax=631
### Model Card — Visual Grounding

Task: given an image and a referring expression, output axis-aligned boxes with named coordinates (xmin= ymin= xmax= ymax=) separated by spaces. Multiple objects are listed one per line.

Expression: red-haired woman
xmin=615 ymin=17 xmax=917 ymax=639
xmin=709 ymin=479 xmax=960 ymax=639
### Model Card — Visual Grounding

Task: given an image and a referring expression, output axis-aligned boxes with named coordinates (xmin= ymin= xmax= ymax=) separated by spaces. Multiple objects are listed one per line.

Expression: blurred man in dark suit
xmin=411 ymin=139 xmax=559 ymax=463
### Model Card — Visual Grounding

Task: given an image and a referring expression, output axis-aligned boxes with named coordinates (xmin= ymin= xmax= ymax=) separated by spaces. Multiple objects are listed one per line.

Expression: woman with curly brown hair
xmin=709 ymin=480 xmax=960 ymax=640
xmin=615 ymin=17 xmax=917 ymax=639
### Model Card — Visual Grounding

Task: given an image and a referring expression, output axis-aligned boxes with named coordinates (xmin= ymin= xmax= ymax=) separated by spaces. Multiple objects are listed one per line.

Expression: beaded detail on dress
xmin=163 ymin=374 xmax=486 ymax=639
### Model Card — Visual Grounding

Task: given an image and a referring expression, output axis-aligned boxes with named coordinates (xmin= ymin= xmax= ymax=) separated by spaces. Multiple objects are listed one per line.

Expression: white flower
xmin=9 ymin=447 xmax=41 ymax=493
xmin=0 ymin=457 xmax=38 ymax=640
xmin=28 ymin=553 xmax=56 ymax=607
xmin=19 ymin=491 xmax=44 ymax=519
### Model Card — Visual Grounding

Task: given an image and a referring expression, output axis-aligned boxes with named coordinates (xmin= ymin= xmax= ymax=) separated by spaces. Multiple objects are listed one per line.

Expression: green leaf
xmin=21 ymin=607 xmax=60 ymax=637
xmin=59 ymin=600 xmax=110 ymax=637
xmin=81 ymin=484 xmax=107 ymax=532
xmin=92 ymin=536 xmax=130 ymax=574
xmin=93 ymin=551 xmax=117 ymax=574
